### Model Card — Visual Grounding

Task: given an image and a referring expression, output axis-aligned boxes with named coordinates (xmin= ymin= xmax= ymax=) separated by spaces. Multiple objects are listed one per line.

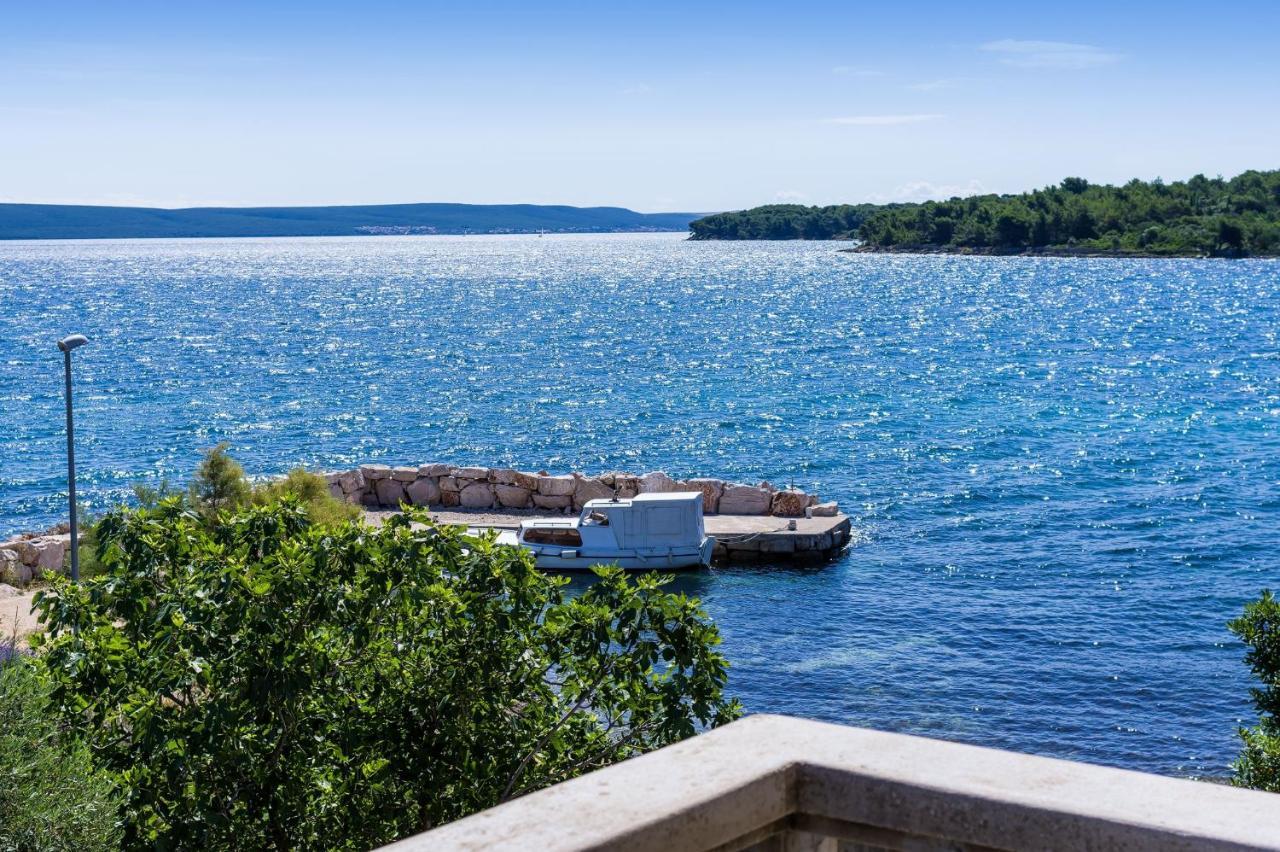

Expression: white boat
xmin=506 ymin=492 xmax=715 ymax=571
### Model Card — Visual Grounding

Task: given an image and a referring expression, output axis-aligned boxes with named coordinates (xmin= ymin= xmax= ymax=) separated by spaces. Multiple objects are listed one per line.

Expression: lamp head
xmin=57 ymin=334 xmax=89 ymax=352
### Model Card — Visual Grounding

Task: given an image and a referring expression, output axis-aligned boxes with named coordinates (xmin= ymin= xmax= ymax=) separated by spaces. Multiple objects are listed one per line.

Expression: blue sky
xmin=2 ymin=1 xmax=1278 ymax=212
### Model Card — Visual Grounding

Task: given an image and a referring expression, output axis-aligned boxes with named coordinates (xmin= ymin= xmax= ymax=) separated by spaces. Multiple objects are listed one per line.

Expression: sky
xmin=2 ymin=0 xmax=1279 ymax=213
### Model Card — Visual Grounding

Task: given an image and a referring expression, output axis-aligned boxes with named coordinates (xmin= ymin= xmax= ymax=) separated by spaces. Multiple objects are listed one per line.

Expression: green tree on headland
xmin=33 ymin=495 xmax=740 ymax=850
xmin=688 ymin=169 xmax=1280 ymax=256
xmin=1229 ymin=590 xmax=1280 ymax=792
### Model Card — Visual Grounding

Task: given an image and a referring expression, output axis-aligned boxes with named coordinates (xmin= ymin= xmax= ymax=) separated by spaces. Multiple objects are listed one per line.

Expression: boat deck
xmin=366 ymin=508 xmax=853 ymax=564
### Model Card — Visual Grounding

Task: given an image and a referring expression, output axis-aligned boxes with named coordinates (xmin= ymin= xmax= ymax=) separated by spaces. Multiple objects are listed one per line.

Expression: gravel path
xmin=0 ymin=586 xmax=41 ymax=649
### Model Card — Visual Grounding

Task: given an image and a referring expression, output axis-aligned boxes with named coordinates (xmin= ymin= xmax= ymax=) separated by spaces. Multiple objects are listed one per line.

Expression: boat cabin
xmin=515 ymin=492 xmax=713 ymax=571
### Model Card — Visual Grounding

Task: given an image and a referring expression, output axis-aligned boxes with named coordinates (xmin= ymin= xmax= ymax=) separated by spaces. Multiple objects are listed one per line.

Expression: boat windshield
xmin=523 ymin=527 xmax=583 ymax=547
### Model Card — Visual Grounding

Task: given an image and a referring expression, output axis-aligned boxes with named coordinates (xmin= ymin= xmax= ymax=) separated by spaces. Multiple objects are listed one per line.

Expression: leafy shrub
xmin=251 ymin=468 xmax=361 ymax=526
xmin=67 ymin=520 xmax=105 ymax=580
xmin=34 ymin=500 xmax=739 ymax=850
xmin=185 ymin=445 xmax=358 ymax=527
xmin=0 ymin=657 xmax=121 ymax=852
xmin=130 ymin=478 xmax=182 ymax=509
xmin=1228 ymin=589 xmax=1280 ymax=791
xmin=64 ymin=506 xmax=111 ymax=580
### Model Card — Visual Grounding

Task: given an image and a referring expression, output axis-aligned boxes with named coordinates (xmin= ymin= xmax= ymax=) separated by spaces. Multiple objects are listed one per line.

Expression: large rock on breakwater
xmin=0 ymin=532 xmax=70 ymax=589
xmin=327 ymin=464 xmax=830 ymax=519
xmin=718 ymin=484 xmax=774 ymax=515
xmin=536 ymin=474 xmax=576 ymax=497
xmin=686 ymin=478 xmax=725 ymax=514
xmin=405 ymin=477 xmax=440 ymax=506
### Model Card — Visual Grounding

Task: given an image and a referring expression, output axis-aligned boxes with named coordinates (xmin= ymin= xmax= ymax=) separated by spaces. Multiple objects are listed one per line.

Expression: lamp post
xmin=57 ymin=334 xmax=89 ymax=582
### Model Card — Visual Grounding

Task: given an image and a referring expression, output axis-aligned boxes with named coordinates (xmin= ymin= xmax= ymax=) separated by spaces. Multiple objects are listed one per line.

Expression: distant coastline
xmin=0 ymin=202 xmax=699 ymax=241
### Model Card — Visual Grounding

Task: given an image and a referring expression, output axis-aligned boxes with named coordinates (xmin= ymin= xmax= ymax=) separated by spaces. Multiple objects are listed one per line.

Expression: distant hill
xmin=688 ymin=170 xmax=1280 ymax=257
xmin=0 ymin=202 xmax=700 ymax=240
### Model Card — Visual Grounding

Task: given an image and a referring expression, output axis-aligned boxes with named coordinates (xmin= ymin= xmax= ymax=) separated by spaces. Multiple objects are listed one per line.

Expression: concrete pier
xmin=367 ymin=508 xmax=853 ymax=564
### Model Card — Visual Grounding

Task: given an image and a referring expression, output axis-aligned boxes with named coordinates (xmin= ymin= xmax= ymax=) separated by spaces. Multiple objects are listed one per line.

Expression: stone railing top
xmin=325 ymin=464 xmax=839 ymax=519
xmin=381 ymin=714 xmax=1280 ymax=852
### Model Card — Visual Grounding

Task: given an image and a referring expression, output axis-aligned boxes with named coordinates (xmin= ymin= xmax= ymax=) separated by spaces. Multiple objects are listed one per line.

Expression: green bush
xmin=251 ymin=468 xmax=361 ymax=526
xmin=130 ymin=478 xmax=182 ymax=510
xmin=34 ymin=499 xmax=740 ymax=850
xmin=67 ymin=520 xmax=105 ymax=579
xmin=1228 ymin=589 xmax=1280 ymax=791
xmin=186 ymin=444 xmax=359 ymax=528
xmin=0 ymin=657 xmax=121 ymax=852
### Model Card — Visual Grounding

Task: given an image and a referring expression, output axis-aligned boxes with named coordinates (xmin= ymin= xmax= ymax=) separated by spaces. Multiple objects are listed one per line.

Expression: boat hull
xmin=511 ymin=536 xmax=715 ymax=572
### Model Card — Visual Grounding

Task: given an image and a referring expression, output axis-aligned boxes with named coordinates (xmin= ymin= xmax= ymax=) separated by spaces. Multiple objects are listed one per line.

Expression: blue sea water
xmin=2 ymin=233 xmax=1278 ymax=778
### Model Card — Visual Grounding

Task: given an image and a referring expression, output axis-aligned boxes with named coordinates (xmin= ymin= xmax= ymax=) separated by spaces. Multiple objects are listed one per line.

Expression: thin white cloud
xmin=824 ymin=114 xmax=942 ymax=126
xmin=980 ymin=39 xmax=1121 ymax=69
xmin=0 ymin=193 xmax=222 ymax=208
xmin=773 ymin=190 xmax=809 ymax=202
xmin=831 ymin=66 xmax=885 ymax=77
xmin=906 ymin=78 xmax=959 ymax=91
xmin=868 ymin=179 xmax=990 ymax=203
xmin=620 ymin=83 xmax=653 ymax=95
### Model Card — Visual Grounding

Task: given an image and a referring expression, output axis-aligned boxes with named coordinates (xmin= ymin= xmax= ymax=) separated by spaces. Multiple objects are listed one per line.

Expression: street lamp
xmin=57 ymin=334 xmax=89 ymax=582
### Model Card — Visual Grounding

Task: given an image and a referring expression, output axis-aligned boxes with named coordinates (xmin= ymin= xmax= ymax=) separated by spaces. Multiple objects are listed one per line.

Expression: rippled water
xmin=2 ymin=234 xmax=1278 ymax=777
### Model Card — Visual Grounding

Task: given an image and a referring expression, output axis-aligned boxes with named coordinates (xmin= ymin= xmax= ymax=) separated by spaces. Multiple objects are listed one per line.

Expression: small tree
xmin=188 ymin=442 xmax=251 ymax=516
xmin=35 ymin=500 xmax=740 ymax=850
xmin=1228 ymin=589 xmax=1280 ymax=791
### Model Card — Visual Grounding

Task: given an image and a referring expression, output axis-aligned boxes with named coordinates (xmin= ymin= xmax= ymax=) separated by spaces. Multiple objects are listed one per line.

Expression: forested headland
xmin=689 ymin=170 xmax=1280 ymax=256
xmin=687 ymin=204 xmax=882 ymax=240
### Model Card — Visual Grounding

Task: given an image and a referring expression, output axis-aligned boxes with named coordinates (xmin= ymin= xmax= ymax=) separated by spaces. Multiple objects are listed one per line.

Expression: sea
xmin=2 ymin=232 xmax=1277 ymax=778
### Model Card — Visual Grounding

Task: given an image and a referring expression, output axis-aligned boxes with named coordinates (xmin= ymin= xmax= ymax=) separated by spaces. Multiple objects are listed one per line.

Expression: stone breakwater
xmin=0 ymin=531 xmax=70 ymax=589
xmin=324 ymin=464 xmax=840 ymax=518
xmin=0 ymin=467 xmax=841 ymax=589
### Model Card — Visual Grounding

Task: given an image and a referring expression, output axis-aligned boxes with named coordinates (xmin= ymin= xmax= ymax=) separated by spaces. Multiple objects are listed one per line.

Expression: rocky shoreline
xmin=840 ymin=244 xmax=1235 ymax=258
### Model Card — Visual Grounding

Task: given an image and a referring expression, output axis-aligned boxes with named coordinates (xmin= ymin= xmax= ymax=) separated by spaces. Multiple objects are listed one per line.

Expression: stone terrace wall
xmin=325 ymin=465 xmax=840 ymax=518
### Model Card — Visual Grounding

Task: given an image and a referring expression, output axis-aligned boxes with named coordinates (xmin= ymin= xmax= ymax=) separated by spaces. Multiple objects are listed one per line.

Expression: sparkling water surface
xmin=2 ymin=233 xmax=1278 ymax=777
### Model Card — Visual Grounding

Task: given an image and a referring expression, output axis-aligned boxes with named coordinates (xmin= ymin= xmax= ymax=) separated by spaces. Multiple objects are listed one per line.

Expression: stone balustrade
xmin=382 ymin=714 xmax=1280 ymax=852
xmin=324 ymin=464 xmax=840 ymax=518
